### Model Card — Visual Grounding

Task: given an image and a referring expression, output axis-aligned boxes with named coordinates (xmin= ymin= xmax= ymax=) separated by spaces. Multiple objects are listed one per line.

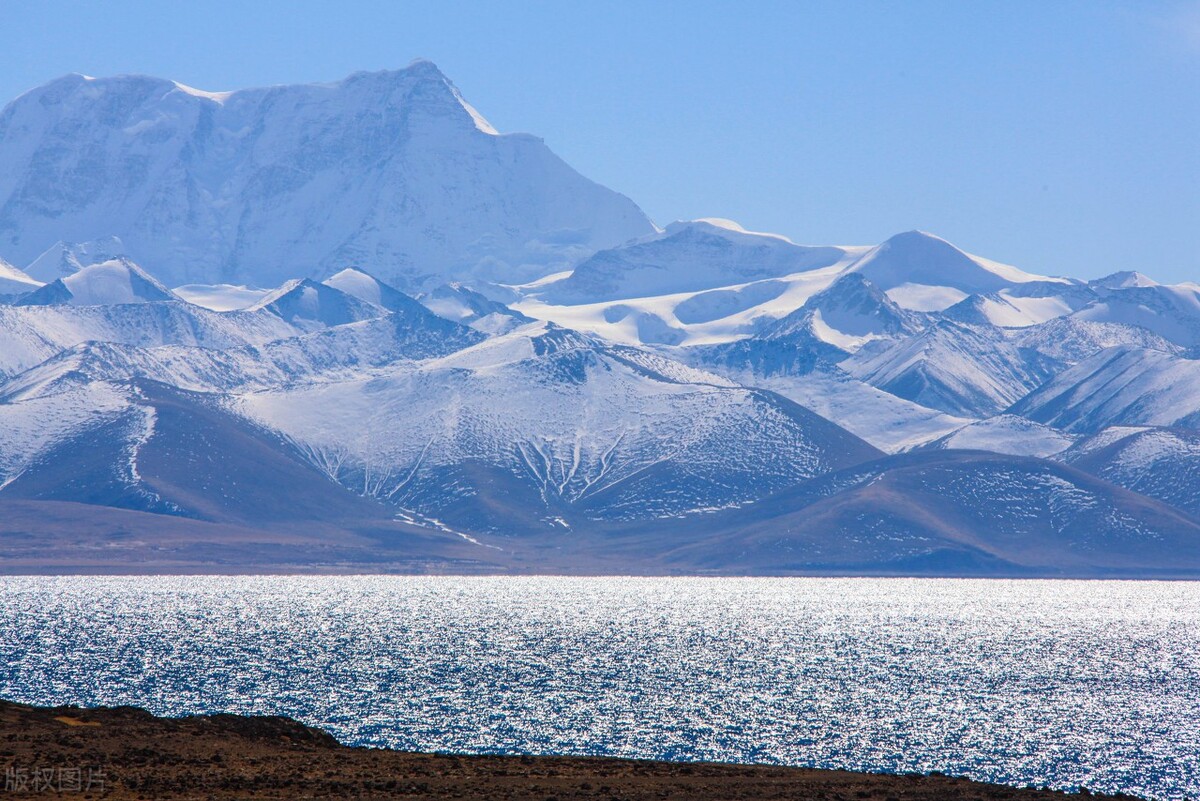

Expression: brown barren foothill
xmin=0 ymin=699 xmax=1140 ymax=800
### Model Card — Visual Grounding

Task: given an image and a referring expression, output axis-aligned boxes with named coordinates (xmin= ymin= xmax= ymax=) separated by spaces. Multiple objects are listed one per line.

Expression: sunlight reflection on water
xmin=1 ymin=577 xmax=1196 ymax=799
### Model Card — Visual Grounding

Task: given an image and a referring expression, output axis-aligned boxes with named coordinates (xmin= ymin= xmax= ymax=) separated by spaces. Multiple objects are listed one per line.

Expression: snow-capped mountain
xmin=24 ymin=236 xmax=126 ymax=284
xmin=0 ymin=299 xmax=299 ymax=380
xmin=4 ymin=62 xmax=1200 ymax=575
xmin=537 ymin=219 xmax=850 ymax=304
xmin=0 ymin=62 xmax=655 ymax=288
xmin=1072 ymin=282 xmax=1200 ymax=349
xmin=841 ymin=320 xmax=1058 ymax=418
xmin=762 ymin=272 xmax=923 ymax=352
xmin=16 ymin=257 xmax=178 ymax=307
xmin=846 ymin=230 xmax=1067 ymax=309
xmin=232 ymin=322 xmax=881 ymax=532
xmin=249 ymin=278 xmax=385 ymax=330
xmin=419 ymin=282 xmax=535 ymax=335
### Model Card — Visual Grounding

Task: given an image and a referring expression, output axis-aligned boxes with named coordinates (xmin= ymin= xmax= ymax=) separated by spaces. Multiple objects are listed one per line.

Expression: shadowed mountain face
xmin=637 ymin=450 xmax=1200 ymax=577
xmin=0 ymin=63 xmax=655 ymax=288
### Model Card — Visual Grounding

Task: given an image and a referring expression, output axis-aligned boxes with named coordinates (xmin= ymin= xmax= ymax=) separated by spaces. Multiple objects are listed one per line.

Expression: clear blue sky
xmin=3 ymin=0 xmax=1198 ymax=281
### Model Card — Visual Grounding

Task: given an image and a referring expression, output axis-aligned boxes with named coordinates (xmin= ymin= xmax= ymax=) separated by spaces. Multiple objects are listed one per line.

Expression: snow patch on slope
xmin=173 ymin=284 xmax=270 ymax=311
xmin=927 ymin=415 xmax=1077 ymax=458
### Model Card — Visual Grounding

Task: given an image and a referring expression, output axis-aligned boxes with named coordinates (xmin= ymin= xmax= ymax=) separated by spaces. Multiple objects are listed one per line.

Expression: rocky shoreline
xmin=0 ymin=699 xmax=1137 ymax=800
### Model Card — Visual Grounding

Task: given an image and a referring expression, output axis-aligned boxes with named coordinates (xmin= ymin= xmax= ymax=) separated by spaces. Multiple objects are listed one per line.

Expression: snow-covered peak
xmin=393 ymin=59 xmax=501 ymax=135
xmin=421 ymin=283 xmax=534 ymax=335
xmin=536 ymin=219 xmax=847 ymax=305
xmin=762 ymin=272 xmax=919 ymax=352
xmin=1091 ymin=270 xmax=1159 ymax=289
xmin=670 ymin=218 xmax=795 ymax=243
xmin=16 ymin=257 xmax=178 ymax=306
xmin=1071 ymin=283 xmax=1200 ymax=348
xmin=847 ymin=231 xmax=1063 ymax=301
xmin=250 ymin=277 xmax=387 ymax=330
xmin=25 ymin=236 xmax=126 ymax=283
xmin=657 ymin=218 xmax=797 ymax=246
xmin=320 ymin=268 xmax=488 ymax=336
xmin=320 ymin=267 xmax=424 ymax=314
xmin=0 ymin=64 xmax=655 ymax=288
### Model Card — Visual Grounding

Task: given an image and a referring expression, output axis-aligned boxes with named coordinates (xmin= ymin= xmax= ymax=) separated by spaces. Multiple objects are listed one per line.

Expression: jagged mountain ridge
xmin=0 ymin=62 xmax=655 ymax=288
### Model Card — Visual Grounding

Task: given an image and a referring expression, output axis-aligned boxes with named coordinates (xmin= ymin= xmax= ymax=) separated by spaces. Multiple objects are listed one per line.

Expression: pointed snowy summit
xmin=25 ymin=236 xmax=126 ymax=283
xmin=14 ymin=257 xmax=177 ymax=306
xmin=250 ymin=278 xmax=387 ymax=329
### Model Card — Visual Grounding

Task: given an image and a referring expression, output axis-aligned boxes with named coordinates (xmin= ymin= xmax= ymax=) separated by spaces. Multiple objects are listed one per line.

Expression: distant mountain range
xmin=1 ymin=63 xmax=1199 ymax=576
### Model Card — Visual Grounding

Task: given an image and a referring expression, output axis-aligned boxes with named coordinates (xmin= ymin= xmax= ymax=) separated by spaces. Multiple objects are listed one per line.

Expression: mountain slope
xmin=234 ymin=322 xmax=882 ymax=533
xmin=16 ymin=257 xmax=178 ymax=306
xmin=0 ymin=256 xmax=39 ymax=296
xmin=1010 ymin=346 xmax=1200 ymax=433
xmin=249 ymin=278 xmax=385 ymax=330
xmin=537 ymin=219 xmax=848 ymax=304
xmin=23 ymin=236 xmax=126 ymax=283
xmin=643 ymin=450 xmax=1200 ymax=576
xmin=842 ymin=320 xmax=1057 ymax=418
xmin=847 ymin=231 xmax=1065 ymax=308
xmin=0 ymin=301 xmax=300 ymax=379
xmin=924 ymin=415 xmax=1077 ymax=458
xmin=0 ymin=62 xmax=655 ymax=288
xmin=1060 ymin=427 xmax=1200 ymax=518
xmin=1071 ymin=283 xmax=1200 ymax=349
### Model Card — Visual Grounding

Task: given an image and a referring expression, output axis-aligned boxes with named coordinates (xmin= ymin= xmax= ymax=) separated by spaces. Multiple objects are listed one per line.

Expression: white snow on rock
xmin=846 ymin=230 xmax=1066 ymax=297
xmin=719 ymin=368 xmax=970 ymax=453
xmin=534 ymin=219 xmax=856 ymax=305
xmin=926 ymin=415 xmax=1077 ymax=458
xmin=1011 ymin=346 xmax=1200 ymax=433
xmin=231 ymin=321 xmax=878 ymax=523
xmin=249 ymin=278 xmax=385 ymax=330
xmin=0 ymin=62 xmax=655 ymax=288
xmin=884 ymin=283 xmax=968 ymax=312
xmin=0 ymin=256 xmax=40 ymax=296
xmin=58 ymin=258 xmax=179 ymax=306
xmin=24 ymin=236 xmax=126 ymax=283
xmin=173 ymin=283 xmax=271 ymax=311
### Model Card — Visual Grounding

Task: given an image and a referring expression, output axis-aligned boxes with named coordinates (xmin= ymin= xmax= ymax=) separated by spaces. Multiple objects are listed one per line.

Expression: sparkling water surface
xmin=0 ymin=577 xmax=1197 ymax=799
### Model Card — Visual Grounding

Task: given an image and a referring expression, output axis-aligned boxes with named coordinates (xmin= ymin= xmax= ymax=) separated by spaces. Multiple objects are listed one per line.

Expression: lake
xmin=0 ymin=577 xmax=1196 ymax=799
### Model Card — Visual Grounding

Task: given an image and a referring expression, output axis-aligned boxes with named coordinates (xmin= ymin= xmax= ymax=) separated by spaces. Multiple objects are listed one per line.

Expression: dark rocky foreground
xmin=0 ymin=699 xmax=1139 ymax=800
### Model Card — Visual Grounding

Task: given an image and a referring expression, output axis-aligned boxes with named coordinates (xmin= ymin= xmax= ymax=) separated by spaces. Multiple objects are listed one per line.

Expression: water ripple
xmin=0 ymin=577 xmax=1196 ymax=799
